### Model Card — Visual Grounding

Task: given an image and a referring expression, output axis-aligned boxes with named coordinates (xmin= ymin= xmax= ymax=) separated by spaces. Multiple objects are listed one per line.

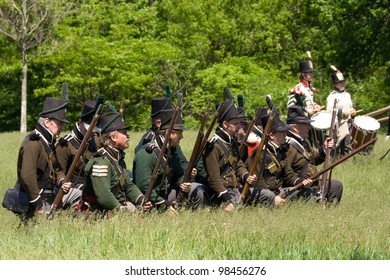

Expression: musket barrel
xmin=238 ymin=107 xmax=261 ymax=159
xmin=284 ymin=137 xmax=377 ymax=196
xmin=320 ymin=98 xmax=337 ymax=198
xmin=241 ymin=107 xmax=276 ymax=202
xmin=195 ymin=103 xmax=223 ymax=165
xmin=365 ymin=105 xmax=390 ymax=118
xmin=176 ymin=110 xmax=208 ymax=205
xmin=119 ymin=98 xmax=126 ymax=119
xmin=143 ymin=95 xmax=182 ymax=205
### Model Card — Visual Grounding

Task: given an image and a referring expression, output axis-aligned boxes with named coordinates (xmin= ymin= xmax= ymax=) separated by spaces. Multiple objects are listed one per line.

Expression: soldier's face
xmin=152 ymin=118 xmax=161 ymax=128
xmin=170 ymin=130 xmax=183 ymax=147
xmin=224 ymin=118 xmax=241 ymax=137
xmin=112 ymin=129 xmax=129 ymax=150
xmin=271 ymin=131 xmax=287 ymax=145
xmin=302 ymin=71 xmax=314 ymax=82
xmin=293 ymin=123 xmax=311 ymax=139
xmin=45 ymin=118 xmax=64 ymax=138
xmin=335 ymin=81 xmax=345 ymax=91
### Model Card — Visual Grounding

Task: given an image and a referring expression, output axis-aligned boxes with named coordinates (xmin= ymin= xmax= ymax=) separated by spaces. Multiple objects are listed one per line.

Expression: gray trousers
xmin=245 ymin=187 xmax=276 ymax=207
xmin=167 ymin=182 xmax=207 ymax=211
xmin=41 ymin=188 xmax=82 ymax=211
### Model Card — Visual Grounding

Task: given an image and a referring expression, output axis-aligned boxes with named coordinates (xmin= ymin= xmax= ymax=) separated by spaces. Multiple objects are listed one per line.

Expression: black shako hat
xmin=80 ymin=94 xmax=104 ymax=124
xmin=331 ymin=71 xmax=345 ymax=85
xmin=40 ymin=97 xmax=70 ymax=124
xmin=255 ymin=107 xmax=270 ymax=126
xmin=160 ymin=109 xmax=186 ymax=131
xmin=100 ymin=112 xmax=130 ymax=134
xmin=150 ymin=97 xmax=173 ymax=118
xmin=260 ymin=114 xmax=290 ymax=133
xmin=80 ymin=100 xmax=97 ymax=124
xmin=217 ymin=99 xmax=241 ymax=123
xmin=299 ymin=60 xmax=314 ymax=73
xmin=286 ymin=105 xmax=314 ymax=124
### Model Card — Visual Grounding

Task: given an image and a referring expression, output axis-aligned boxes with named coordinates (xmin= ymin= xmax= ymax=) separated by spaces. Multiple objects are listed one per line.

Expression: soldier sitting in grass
xmin=203 ymin=99 xmax=257 ymax=212
xmin=245 ymin=114 xmax=313 ymax=208
xmin=286 ymin=105 xmax=343 ymax=204
xmin=133 ymin=108 xmax=207 ymax=212
xmin=134 ymin=95 xmax=206 ymax=185
xmin=17 ymin=97 xmax=75 ymax=220
xmin=77 ymin=112 xmax=152 ymax=215
xmin=54 ymin=98 xmax=102 ymax=209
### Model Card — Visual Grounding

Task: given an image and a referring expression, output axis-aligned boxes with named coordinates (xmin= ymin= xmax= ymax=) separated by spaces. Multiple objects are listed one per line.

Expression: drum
xmin=351 ymin=115 xmax=380 ymax=155
xmin=310 ymin=111 xmax=333 ymax=148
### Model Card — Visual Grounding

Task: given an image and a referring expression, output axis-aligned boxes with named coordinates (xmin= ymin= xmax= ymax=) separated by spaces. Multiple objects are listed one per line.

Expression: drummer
xmin=287 ymin=51 xmax=322 ymax=117
xmin=287 ymin=52 xmax=322 ymax=148
xmin=326 ymin=66 xmax=357 ymax=157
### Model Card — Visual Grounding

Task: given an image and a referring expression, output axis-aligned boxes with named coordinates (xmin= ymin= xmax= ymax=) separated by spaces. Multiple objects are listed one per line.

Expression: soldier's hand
xmin=167 ymin=205 xmax=178 ymax=216
xmin=324 ymin=137 xmax=334 ymax=149
xmin=180 ymin=182 xmax=192 ymax=193
xmin=302 ymin=178 xmax=313 ymax=187
xmin=275 ymin=196 xmax=285 ymax=206
xmin=313 ymin=104 xmax=322 ymax=113
xmin=305 ymin=105 xmax=314 ymax=116
xmin=246 ymin=174 xmax=257 ymax=185
xmin=223 ymin=201 xmax=235 ymax=212
xmin=190 ymin=168 xmax=197 ymax=180
xmin=61 ymin=182 xmax=72 ymax=194
xmin=142 ymin=201 xmax=153 ymax=212
xmin=34 ymin=208 xmax=45 ymax=215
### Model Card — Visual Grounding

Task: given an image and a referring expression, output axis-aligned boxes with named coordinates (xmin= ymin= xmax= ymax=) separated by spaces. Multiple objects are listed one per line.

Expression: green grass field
xmin=0 ymin=130 xmax=389 ymax=260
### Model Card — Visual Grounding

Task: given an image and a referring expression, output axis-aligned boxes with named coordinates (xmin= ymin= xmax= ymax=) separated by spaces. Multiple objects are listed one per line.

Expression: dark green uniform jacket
xmin=17 ymin=123 xmax=56 ymax=209
xmin=203 ymin=127 xmax=249 ymax=203
xmin=134 ymin=127 xmax=188 ymax=170
xmin=133 ymin=143 xmax=184 ymax=205
xmin=83 ymin=146 xmax=144 ymax=210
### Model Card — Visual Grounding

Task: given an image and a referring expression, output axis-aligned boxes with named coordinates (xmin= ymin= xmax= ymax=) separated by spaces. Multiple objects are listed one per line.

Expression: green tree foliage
xmin=0 ymin=0 xmax=389 ymax=131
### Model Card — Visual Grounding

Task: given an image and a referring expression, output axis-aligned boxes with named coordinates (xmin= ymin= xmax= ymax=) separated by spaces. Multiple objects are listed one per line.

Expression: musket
xmin=47 ymin=103 xmax=103 ymax=219
xmin=281 ymin=137 xmax=377 ymax=198
xmin=238 ymin=107 xmax=261 ymax=159
xmin=176 ymin=109 xmax=209 ymax=205
xmin=320 ymin=98 xmax=337 ymax=200
xmin=119 ymin=98 xmax=126 ymax=119
xmin=195 ymin=103 xmax=224 ymax=166
xmin=241 ymin=107 xmax=277 ymax=203
xmin=142 ymin=93 xmax=183 ymax=206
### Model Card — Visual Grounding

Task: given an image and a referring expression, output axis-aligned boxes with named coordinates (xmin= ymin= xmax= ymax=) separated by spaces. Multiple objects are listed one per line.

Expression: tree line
xmin=0 ymin=0 xmax=389 ymax=132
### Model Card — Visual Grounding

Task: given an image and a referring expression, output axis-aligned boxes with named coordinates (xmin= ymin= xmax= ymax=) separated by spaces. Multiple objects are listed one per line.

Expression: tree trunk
xmin=20 ymin=58 xmax=27 ymax=133
xmin=20 ymin=0 xmax=27 ymax=133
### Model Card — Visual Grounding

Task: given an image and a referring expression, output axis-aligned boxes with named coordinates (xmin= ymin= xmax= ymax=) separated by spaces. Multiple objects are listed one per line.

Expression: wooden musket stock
xmin=119 ymin=98 xmax=126 ymax=119
xmin=176 ymin=110 xmax=209 ymax=205
xmin=194 ymin=103 xmax=223 ymax=166
xmin=238 ymin=107 xmax=261 ymax=159
xmin=241 ymin=107 xmax=276 ymax=203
